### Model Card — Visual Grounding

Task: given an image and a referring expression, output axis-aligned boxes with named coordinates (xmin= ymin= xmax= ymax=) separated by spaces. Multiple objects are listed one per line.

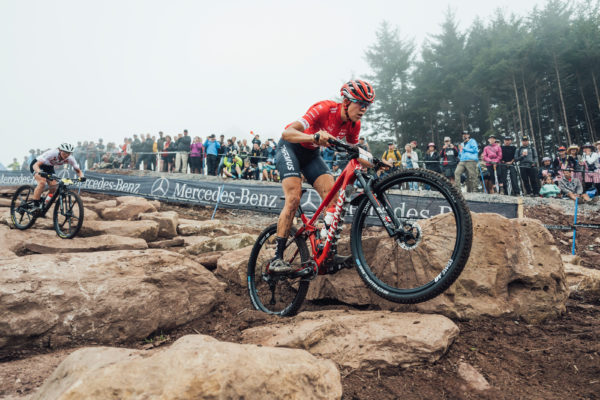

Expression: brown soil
xmin=525 ymin=204 xmax=600 ymax=270
xmin=1 ymin=193 xmax=599 ymax=399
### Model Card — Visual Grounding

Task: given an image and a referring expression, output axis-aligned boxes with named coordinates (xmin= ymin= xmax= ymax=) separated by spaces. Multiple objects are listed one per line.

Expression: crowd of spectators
xmin=377 ymin=134 xmax=600 ymax=203
xmin=9 ymin=131 xmax=600 ymax=202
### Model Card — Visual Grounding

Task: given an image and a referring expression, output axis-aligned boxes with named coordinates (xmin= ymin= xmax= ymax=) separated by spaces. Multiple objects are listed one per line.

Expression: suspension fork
xmin=354 ymin=170 xmax=402 ymax=237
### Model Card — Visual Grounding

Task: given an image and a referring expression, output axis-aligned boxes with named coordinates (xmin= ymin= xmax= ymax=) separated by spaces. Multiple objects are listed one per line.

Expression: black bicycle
xmin=10 ymin=173 xmax=85 ymax=239
xmin=247 ymin=139 xmax=473 ymax=316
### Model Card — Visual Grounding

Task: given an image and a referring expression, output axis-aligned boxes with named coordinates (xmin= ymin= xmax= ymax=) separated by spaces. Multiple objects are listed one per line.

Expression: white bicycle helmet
xmin=58 ymin=143 xmax=74 ymax=153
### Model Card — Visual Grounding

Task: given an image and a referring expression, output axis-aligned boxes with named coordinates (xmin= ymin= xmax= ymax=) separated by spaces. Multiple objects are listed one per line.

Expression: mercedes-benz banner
xmin=0 ymin=170 xmax=518 ymax=218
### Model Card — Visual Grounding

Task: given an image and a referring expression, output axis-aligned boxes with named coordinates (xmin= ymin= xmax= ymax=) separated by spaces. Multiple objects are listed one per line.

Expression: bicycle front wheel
xmin=53 ymin=189 xmax=84 ymax=239
xmin=247 ymin=224 xmax=310 ymax=316
xmin=10 ymin=185 xmax=37 ymax=230
xmin=350 ymin=169 xmax=472 ymax=304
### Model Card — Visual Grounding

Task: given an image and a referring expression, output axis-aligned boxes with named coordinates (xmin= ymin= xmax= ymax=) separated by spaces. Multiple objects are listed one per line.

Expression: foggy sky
xmin=0 ymin=0 xmax=545 ymax=166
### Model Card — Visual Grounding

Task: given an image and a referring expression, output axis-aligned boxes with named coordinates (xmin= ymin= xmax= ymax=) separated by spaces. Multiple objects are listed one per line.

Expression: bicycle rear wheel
xmin=53 ymin=189 xmax=84 ymax=239
xmin=350 ymin=169 xmax=472 ymax=303
xmin=10 ymin=185 xmax=37 ymax=230
xmin=247 ymin=224 xmax=310 ymax=316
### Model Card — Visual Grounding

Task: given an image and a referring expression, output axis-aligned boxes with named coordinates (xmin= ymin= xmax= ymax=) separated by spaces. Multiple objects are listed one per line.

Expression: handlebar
xmin=327 ymin=138 xmax=387 ymax=168
xmin=38 ymin=172 xmax=86 ymax=183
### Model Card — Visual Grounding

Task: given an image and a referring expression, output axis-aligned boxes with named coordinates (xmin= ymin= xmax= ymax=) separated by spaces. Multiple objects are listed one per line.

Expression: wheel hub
xmin=396 ymin=221 xmax=422 ymax=250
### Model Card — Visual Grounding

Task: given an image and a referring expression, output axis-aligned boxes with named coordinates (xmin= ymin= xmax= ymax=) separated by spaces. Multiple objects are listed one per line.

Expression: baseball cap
xmin=557 ymin=146 xmax=566 ymax=151
xmin=542 ymin=156 xmax=551 ymax=162
xmin=522 ymin=136 xmax=530 ymax=141
xmin=427 ymin=142 xmax=436 ymax=147
xmin=444 ymin=137 xmax=451 ymax=142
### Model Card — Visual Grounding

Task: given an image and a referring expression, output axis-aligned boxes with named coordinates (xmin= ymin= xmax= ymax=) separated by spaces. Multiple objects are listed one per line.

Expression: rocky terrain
xmin=0 ymin=189 xmax=599 ymax=399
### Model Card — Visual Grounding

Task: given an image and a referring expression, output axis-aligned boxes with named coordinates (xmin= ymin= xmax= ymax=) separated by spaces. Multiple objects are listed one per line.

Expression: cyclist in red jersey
xmin=270 ymin=79 xmax=375 ymax=273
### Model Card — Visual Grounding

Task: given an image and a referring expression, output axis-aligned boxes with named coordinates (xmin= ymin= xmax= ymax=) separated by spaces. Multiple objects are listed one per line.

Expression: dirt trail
xmin=1 ymin=193 xmax=599 ymax=400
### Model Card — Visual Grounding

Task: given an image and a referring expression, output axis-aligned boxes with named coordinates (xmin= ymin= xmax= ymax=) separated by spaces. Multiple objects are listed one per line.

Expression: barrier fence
xmin=0 ymin=169 xmax=519 ymax=219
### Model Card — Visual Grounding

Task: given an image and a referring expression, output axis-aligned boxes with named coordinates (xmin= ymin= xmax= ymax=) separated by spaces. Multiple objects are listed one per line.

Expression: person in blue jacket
xmin=454 ymin=131 xmax=480 ymax=192
xmin=203 ymin=134 xmax=221 ymax=176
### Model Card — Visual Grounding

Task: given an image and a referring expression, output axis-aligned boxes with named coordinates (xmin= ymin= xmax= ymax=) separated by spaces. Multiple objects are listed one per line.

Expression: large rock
xmin=177 ymin=218 xmax=231 ymax=236
xmin=139 ymin=211 xmax=179 ymax=238
xmin=79 ymin=219 xmax=159 ymax=241
xmin=86 ymin=199 xmax=117 ymax=214
xmin=32 ymin=335 xmax=341 ymax=400
xmin=0 ymin=197 xmax=12 ymax=207
xmin=0 ymin=249 xmax=225 ymax=352
xmin=195 ymin=250 xmax=225 ymax=270
xmin=182 ymin=233 xmax=256 ymax=255
xmin=115 ymin=195 xmax=160 ymax=210
xmin=3 ymin=229 xmax=147 ymax=255
xmin=148 ymin=237 xmax=185 ymax=249
xmin=242 ymin=310 xmax=459 ymax=370
xmin=564 ymin=262 xmax=600 ymax=302
xmin=306 ymin=213 xmax=569 ymax=323
xmin=216 ymin=246 xmax=253 ymax=285
xmin=100 ymin=197 xmax=157 ymax=220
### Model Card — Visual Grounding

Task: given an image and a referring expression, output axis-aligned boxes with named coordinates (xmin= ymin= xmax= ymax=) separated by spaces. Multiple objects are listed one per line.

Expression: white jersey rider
xmin=29 ymin=143 xmax=86 ymax=208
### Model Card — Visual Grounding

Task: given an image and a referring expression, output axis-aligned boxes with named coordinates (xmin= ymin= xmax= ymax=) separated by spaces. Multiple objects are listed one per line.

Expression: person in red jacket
xmin=270 ymin=80 xmax=375 ymax=273
xmin=482 ymin=135 xmax=502 ymax=193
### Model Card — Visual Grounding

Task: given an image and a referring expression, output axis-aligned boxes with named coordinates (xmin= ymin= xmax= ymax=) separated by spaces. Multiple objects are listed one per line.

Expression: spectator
xmin=96 ymin=139 xmax=105 ymax=162
xmin=249 ymin=142 xmax=262 ymax=179
xmin=381 ymin=142 xmax=402 ymax=172
xmin=515 ymin=136 xmax=539 ymax=196
xmin=131 ymin=135 xmax=142 ymax=169
xmin=558 ymin=168 xmax=591 ymax=202
xmin=331 ymin=161 xmax=342 ymax=178
xmin=440 ymin=137 xmax=459 ymax=184
xmin=190 ymin=136 xmax=205 ymax=174
xmin=410 ymin=140 xmax=423 ymax=168
xmin=595 ymin=140 xmax=600 ymax=154
xmin=538 ymin=157 xmax=556 ymax=181
xmin=499 ymin=136 xmax=518 ymax=195
xmin=241 ymin=158 xmax=257 ymax=180
xmin=261 ymin=159 xmax=277 ymax=181
xmin=552 ymin=145 xmax=576 ymax=181
xmin=424 ymin=142 xmax=441 ymax=174
xmin=140 ymin=133 xmax=153 ymax=170
xmin=222 ymin=150 xmax=243 ymax=179
xmin=156 ymin=131 xmax=166 ymax=172
xmin=567 ymin=144 xmax=584 ymax=183
xmin=162 ymin=135 xmax=176 ymax=172
xmin=581 ymin=142 xmax=600 ymax=193
xmin=230 ymin=136 xmax=239 ymax=153
xmin=239 ymin=139 xmax=250 ymax=163
xmin=8 ymin=157 xmax=20 ymax=171
xmin=204 ymin=134 xmax=220 ymax=176
xmin=322 ymin=146 xmax=335 ymax=168
xmin=482 ymin=135 xmax=502 ymax=193
xmin=402 ymin=144 xmax=419 ymax=190
xmin=455 ymin=131 xmax=479 ymax=192
xmin=26 ymin=149 xmax=36 ymax=166
xmin=20 ymin=156 xmax=29 ymax=170
xmin=358 ymin=137 xmax=370 ymax=152
xmin=539 ymin=175 xmax=561 ymax=198
xmin=175 ymin=130 xmax=191 ymax=173
xmin=251 ymin=132 xmax=261 ymax=146
xmin=86 ymin=141 xmax=97 ymax=170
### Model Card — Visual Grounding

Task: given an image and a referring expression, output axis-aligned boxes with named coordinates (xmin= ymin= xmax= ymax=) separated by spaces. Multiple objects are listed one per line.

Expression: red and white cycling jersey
xmin=287 ymin=100 xmax=360 ymax=150
xmin=37 ymin=149 xmax=81 ymax=171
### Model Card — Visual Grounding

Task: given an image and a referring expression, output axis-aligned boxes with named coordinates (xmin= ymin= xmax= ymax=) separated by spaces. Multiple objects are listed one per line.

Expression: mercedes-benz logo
xmin=301 ymin=189 xmax=320 ymax=213
xmin=150 ymin=177 xmax=170 ymax=197
xmin=57 ymin=168 xmax=71 ymax=179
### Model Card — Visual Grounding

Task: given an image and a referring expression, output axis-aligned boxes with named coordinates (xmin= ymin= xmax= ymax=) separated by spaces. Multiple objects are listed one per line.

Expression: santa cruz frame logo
xmin=150 ymin=177 xmax=170 ymax=197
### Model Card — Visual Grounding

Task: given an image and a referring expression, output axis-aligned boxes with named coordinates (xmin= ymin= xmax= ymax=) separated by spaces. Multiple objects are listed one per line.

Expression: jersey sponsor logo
xmin=281 ymin=145 xmax=294 ymax=171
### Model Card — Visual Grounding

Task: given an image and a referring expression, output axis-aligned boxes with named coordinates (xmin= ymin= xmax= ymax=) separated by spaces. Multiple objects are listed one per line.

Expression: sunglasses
xmin=349 ymin=98 xmax=371 ymax=109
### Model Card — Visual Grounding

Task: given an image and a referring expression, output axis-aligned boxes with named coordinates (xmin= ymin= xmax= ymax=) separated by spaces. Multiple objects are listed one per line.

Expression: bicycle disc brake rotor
xmin=397 ymin=221 xmax=422 ymax=250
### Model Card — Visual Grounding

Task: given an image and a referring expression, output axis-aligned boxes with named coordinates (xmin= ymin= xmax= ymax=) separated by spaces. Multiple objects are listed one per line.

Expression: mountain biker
xmin=270 ymin=79 xmax=375 ymax=273
xmin=29 ymin=143 xmax=86 ymax=210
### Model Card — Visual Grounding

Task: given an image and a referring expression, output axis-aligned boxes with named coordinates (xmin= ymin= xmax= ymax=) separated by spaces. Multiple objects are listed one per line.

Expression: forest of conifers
xmin=363 ymin=0 xmax=600 ymax=158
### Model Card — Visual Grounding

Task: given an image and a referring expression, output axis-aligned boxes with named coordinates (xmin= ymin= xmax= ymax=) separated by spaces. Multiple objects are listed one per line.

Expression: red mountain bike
xmin=247 ymin=139 xmax=473 ymax=316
